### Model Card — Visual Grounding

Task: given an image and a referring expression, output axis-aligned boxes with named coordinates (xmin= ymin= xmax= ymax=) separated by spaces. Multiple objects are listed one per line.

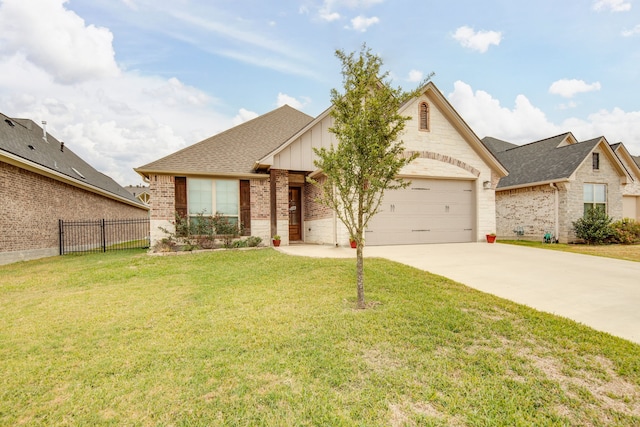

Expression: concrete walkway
xmin=277 ymin=243 xmax=640 ymax=344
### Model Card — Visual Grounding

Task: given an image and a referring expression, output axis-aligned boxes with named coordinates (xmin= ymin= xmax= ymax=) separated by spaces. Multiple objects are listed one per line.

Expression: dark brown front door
xmin=289 ymin=187 xmax=302 ymax=241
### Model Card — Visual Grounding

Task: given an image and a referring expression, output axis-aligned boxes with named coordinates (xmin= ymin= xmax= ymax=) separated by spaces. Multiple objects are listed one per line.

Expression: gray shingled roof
xmin=482 ymin=133 xmax=601 ymax=188
xmin=136 ymin=105 xmax=314 ymax=176
xmin=0 ymin=113 xmax=145 ymax=206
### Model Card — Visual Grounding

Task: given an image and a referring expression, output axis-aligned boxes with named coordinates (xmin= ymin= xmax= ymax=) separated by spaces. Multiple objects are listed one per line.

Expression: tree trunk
xmin=356 ymin=243 xmax=365 ymax=309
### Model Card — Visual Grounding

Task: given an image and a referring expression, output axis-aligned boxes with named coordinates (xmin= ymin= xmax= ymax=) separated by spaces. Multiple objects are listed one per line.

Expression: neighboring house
xmin=0 ymin=113 xmax=149 ymax=265
xmin=611 ymin=143 xmax=640 ymax=222
xmin=483 ymin=133 xmax=638 ymax=243
xmin=125 ymin=185 xmax=151 ymax=205
xmin=136 ymin=82 xmax=507 ymax=247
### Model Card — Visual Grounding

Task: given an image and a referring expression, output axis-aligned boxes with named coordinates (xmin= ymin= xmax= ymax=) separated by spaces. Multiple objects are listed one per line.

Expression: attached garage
xmin=365 ymin=179 xmax=475 ymax=246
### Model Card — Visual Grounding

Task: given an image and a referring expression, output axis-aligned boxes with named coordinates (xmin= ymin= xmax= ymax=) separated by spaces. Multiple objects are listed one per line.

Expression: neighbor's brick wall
xmin=496 ymin=185 xmax=557 ymax=241
xmin=0 ymin=160 xmax=147 ymax=254
xmin=565 ymin=149 xmax=623 ymax=241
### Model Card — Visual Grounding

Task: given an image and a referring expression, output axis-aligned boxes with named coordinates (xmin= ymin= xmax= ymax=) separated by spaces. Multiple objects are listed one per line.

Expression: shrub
xmin=611 ymin=218 xmax=640 ymax=244
xmin=245 ymin=236 xmax=263 ymax=247
xmin=157 ymin=211 xmax=243 ymax=251
xmin=572 ymin=208 xmax=615 ymax=244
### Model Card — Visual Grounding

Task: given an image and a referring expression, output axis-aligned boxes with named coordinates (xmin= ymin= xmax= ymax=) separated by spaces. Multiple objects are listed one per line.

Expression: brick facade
xmin=304 ymin=176 xmax=333 ymax=221
xmin=250 ymin=178 xmax=270 ymax=220
xmin=149 ymin=174 xmax=176 ymax=220
xmin=1 ymin=161 xmax=148 ymax=264
xmin=495 ymin=148 xmax=625 ymax=243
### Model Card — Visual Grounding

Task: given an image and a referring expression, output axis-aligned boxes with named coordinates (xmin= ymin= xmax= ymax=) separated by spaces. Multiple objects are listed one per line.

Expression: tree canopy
xmin=309 ymin=44 xmax=431 ymax=308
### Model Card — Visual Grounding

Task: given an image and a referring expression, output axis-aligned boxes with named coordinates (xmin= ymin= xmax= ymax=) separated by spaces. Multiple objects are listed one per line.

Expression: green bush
xmin=572 ymin=208 xmax=615 ymax=244
xmin=611 ymin=218 xmax=640 ymax=244
xmin=158 ymin=211 xmax=242 ymax=251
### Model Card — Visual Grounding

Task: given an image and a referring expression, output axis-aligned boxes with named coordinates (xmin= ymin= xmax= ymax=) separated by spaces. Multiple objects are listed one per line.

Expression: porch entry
xmin=289 ymin=187 xmax=302 ymax=241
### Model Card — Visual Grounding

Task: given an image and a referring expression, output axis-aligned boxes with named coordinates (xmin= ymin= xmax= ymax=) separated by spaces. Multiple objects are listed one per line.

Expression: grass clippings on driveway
xmin=1 ymin=249 xmax=639 ymax=426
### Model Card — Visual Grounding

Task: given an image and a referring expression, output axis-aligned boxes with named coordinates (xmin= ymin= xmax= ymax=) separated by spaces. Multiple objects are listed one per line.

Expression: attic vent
xmin=4 ymin=119 xmax=15 ymax=127
xmin=28 ymin=144 xmax=35 ymax=150
xmin=71 ymin=167 xmax=85 ymax=179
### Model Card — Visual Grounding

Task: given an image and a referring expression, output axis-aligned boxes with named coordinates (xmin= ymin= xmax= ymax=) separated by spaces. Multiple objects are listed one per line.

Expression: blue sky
xmin=0 ymin=0 xmax=639 ymax=185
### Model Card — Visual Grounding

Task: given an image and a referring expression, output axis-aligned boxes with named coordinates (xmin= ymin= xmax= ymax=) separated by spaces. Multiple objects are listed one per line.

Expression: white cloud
xmin=0 ymin=1 xmax=234 ymax=186
xmin=452 ymin=26 xmax=502 ymax=53
xmin=447 ymin=81 xmax=640 ymax=156
xmin=549 ymin=79 xmax=601 ymax=98
xmin=0 ymin=0 xmax=120 ymax=84
xmin=407 ymin=70 xmax=423 ymax=83
xmin=317 ymin=0 xmax=383 ymax=22
xmin=622 ymin=24 xmax=640 ymax=36
xmin=231 ymin=108 xmax=259 ymax=126
xmin=558 ymin=101 xmax=578 ymax=110
xmin=448 ymin=81 xmax=557 ymax=143
xmin=276 ymin=93 xmax=311 ymax=110
xmin=347 ymin=15 xmax=380 ymax=32
xmin=592 ymin=0 xmax=632 ymax=12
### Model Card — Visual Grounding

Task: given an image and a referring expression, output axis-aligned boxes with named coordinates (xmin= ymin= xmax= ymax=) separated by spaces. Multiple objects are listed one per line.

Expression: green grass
xmin=1 ymin=249 xmax=639 ymax=426
xmin=500 ymin=240 xmax=640 ymax=262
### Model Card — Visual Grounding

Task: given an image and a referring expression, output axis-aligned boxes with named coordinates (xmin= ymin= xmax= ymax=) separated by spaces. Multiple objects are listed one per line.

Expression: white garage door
xmin=365 ymin=179 xmax=475 ymax=246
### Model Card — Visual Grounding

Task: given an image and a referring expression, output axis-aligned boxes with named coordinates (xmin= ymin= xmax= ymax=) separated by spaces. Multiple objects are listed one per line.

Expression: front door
xmin=289 ymin=187 xmax=302 ymax=241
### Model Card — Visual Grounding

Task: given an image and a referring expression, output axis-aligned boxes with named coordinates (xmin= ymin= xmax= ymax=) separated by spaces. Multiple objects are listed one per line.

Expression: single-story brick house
xmin=482 ymin=133 xmax=640 ymax=243
xmin=0 ymin=113 xmax=149 ymax=265
xmin=136 ymin=82 xmax=507 ymax=247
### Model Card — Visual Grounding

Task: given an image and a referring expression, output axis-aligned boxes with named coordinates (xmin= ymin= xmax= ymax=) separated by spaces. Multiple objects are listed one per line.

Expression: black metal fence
xmin=59 ymin=218 xmax=150 ymax=255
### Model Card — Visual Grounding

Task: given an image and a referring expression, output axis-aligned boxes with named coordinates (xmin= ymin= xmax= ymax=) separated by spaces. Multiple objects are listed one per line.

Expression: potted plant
xmin=349 ymin=236 xmax=357 ymax=249
xmin=486 ymin=233 xmax=497 ymax=243
xmin=272 ymin=235 xmax=281 ymax=247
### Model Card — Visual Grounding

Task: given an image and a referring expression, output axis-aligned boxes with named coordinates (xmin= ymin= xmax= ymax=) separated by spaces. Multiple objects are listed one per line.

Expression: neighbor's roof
xmin=136 ymin=105 xmax=314 ymax=178
xmin=0 ymin=113 xmax=146 ymax=208
xmin=482 ymin=133 xmax=606 ymax=189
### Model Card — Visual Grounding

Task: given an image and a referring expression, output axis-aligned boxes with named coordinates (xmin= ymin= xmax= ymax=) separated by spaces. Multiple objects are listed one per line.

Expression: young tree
xmin=309 ymin=45 xmax=431 ymax=309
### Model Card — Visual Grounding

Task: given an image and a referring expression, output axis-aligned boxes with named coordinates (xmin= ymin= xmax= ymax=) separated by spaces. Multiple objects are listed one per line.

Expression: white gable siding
xmin=272 ymin=114 xmax=337 ymax=171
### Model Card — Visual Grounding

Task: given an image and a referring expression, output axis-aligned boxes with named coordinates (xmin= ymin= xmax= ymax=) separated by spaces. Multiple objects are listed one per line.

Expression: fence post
xmin=59 ymin=219 xmax=64 ymax=255
xmin=102 ymin=218 xmax=106 ymax=253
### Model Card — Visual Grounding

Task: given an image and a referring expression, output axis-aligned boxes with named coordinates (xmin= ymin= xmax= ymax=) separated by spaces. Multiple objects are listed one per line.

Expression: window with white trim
xmin=188 ymin=178 xmax=239 ymax=224
xmin=583 ymin=183 xmax=606 ymax=216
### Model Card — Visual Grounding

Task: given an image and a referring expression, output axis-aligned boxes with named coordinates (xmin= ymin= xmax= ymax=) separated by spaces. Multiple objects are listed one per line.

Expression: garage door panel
xmin=365 ymin=179 xmax=475 ymax=246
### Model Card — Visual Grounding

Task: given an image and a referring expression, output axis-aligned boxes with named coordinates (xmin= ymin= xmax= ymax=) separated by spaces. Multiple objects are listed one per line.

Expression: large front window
xmin=583 ymin=183 xmax=606 ymax=215
xmin=188 ymin=178 xmax=239 ymax=223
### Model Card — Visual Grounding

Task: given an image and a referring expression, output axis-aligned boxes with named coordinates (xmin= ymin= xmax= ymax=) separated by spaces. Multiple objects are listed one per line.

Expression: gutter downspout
xmin=550 ymin=183 xmax=559 ymax=241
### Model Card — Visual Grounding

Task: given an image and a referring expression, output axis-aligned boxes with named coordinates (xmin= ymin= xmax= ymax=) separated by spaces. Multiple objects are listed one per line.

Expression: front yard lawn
xmin=1 ymin=249 xmax=639 ymax=426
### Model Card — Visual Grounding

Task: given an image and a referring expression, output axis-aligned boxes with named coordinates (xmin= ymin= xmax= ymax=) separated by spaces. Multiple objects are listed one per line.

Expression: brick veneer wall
xmin=0 ymin=161 xmax=148 ymax=261
xmin=304 ymin=176 xmax=333 ymax=221
xmin=495 ymin=184 xmax=557 ymax=241
xmin=251 ymin=178 xmax=270 ymax=220
xmin=495 ymin=149 xmax=625 ymax=243
xmin=149 ymin=174 xmax=176 ymax=220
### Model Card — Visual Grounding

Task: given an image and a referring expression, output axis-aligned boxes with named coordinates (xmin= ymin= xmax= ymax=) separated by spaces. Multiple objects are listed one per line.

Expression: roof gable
xmin=0 ymin=112 xmax=145 ymax=207
xmin=136 ymin=105 xmax=314 ymax=178
xmin=259 ymin=82 xmax=508 ymax=177
xmin=485 ymin=133 xmax=629 ymax=189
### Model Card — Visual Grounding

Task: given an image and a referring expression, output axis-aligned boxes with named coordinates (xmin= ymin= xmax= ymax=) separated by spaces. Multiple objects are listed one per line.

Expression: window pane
xmin=584 ymin=204 xmax=592 ymax=216
xmin=583 ymin=184 xmax=594 ymax=202
xmin=594 ymin=184 xmax=606 ymax=203
xmin=216 ymin=180 xmax=239 ymax=216
xmin=188 ymin=178 xmax=213 ymax=215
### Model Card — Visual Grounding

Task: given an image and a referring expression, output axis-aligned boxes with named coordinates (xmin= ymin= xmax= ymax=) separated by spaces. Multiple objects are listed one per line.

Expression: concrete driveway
xmin=277 ymin=243 xmax=640 ymax=344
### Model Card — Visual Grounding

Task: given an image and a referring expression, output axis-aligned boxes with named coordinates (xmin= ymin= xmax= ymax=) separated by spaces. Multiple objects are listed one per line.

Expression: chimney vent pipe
xmin=41 ymin=120 xmax=48 ymax=143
